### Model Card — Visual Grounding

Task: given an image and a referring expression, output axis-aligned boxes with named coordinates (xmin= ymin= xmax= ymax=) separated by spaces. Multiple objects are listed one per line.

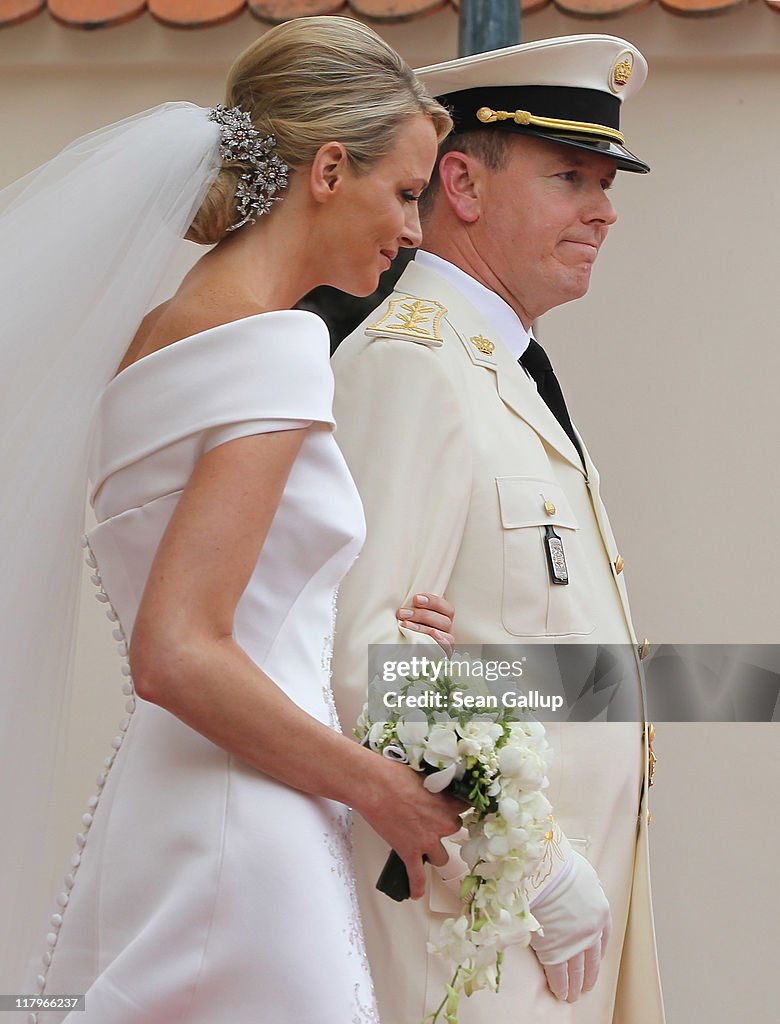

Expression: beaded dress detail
xmin=35 ymin=311 xmax=376 ymax=1023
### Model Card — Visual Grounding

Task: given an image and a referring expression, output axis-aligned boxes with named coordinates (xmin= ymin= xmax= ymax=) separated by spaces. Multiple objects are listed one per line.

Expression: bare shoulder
xmin=115 ymin=292 xmax=268 ymax=378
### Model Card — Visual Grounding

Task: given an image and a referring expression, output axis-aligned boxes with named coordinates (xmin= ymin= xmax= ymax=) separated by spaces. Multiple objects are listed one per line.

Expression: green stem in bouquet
xmin=424 ymin=968 xmax=463 ymax=1024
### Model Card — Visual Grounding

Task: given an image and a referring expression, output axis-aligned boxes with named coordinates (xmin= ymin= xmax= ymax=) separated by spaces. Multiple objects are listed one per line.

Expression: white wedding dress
xmin=33 ymin=310 xmax=378 ymax=1024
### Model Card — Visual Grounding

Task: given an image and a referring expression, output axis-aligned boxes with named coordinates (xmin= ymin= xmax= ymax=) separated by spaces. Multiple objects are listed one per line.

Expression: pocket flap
xmin=496 ymin=476 xmax=578 ymax=530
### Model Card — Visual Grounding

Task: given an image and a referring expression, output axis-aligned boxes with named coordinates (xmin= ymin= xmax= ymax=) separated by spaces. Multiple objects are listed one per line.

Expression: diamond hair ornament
xmin=207 ymin=104 xmax=290 ymax=231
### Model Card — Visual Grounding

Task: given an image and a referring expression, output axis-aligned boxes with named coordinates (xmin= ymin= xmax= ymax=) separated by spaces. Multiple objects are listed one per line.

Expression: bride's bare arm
xmin=130 ymin=428 xmax=462 ymax=899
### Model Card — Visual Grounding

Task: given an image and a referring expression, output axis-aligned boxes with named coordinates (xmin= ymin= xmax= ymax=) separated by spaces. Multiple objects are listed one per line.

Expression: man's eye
xmin=558 ymin=171 xmax=578 ymax=182
xmin=402 ymin=190 xmax=421 ymax=202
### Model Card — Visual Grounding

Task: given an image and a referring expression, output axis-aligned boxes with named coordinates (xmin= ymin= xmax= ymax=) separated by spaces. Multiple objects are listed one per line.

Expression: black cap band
xmin=440 ymin=85 xmax=622 ymax=138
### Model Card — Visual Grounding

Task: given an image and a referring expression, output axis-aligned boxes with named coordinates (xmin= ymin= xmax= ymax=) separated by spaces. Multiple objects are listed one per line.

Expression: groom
xmin=331 ymin=35 xmax=664 ymax=1024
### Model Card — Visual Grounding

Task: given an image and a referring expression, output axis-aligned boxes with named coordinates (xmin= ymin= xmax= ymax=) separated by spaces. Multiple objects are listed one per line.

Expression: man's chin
xmin=551 ymin=257 xmax=595 ymax=290
xmin=555 ymin=269 xmax=594 ymax=305
xmin=532 ymin=280 xmax=592 ymax=316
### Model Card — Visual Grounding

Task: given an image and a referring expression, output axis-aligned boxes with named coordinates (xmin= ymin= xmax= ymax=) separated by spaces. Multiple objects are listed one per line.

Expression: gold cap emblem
xmin=543 ymin=500 xmax=556 ymax=517
xmin=470 ymin=334 xmax=495 ymax=356
xmin=610 ymin=52 xmax=634 ymax=93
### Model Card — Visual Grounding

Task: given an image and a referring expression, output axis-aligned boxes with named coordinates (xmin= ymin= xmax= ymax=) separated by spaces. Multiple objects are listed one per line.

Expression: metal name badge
xmin=544 ymin=525 xmax=569 ymax=585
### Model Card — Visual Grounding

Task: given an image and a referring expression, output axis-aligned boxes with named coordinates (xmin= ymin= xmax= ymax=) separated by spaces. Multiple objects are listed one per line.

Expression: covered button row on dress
xmin=28 ymin=537 xmax=138 ymax=1023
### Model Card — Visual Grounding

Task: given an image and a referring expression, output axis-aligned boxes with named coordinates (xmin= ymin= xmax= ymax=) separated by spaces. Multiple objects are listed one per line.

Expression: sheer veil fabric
xmin=0 ymin=103 xmax=221 ymax=988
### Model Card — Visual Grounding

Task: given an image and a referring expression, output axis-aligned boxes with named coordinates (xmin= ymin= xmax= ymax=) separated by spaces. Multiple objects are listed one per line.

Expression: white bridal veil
xmin=0 ymin=103 xmax=221 ymax=988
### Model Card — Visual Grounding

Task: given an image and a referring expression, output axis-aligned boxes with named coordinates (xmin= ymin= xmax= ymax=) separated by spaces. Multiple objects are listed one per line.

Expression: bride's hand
xmin=355 ymin=756 xmax=465 ymax=901
xmin=395 ymin=593 xmax=455 ymax=655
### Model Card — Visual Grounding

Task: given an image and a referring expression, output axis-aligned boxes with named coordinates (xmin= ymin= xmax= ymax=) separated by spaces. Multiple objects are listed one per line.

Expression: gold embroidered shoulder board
xmin=366 ymin=296 xmax=446 ymax=347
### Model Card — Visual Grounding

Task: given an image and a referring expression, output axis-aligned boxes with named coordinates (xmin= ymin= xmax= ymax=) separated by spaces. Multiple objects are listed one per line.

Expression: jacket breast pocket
xmin=496 ymin=476 xmax=595 ymax=637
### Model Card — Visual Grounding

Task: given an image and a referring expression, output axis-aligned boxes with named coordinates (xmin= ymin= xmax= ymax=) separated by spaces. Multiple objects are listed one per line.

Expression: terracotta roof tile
xmin=2 ymin=0 xmax=779 ymax=30
xmin=658 ymin=0 xmax=749 ymax=14
xmin=554 ymin=0 xmax=650 ymax=16
xmin=48 ymin=0 xmax=145 ymax=27
xmin=150 ymin=0 xmax=245 ymax=27
xmin=351 ymin=0 xmax=447 ymax=22
xmin=520 ymin=0 xmax=552 ymax=14
xmin=247 ymin=0 xmax=345 ymax=24
xmin=0 ymin=0 xmax=43 ymax=27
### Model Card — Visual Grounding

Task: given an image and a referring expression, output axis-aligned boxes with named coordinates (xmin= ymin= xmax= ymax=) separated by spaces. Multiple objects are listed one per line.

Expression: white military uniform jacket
xmin=331 ymin=257 xmax=664 ymax=1024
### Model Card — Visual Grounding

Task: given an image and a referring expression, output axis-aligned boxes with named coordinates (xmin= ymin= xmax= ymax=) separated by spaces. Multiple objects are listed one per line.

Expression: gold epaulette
xmin=366 ymin=295 xmax=446 ymax=347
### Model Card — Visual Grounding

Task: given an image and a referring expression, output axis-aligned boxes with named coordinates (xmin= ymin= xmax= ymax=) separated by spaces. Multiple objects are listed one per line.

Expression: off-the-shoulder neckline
xmin=107 ymin=308 xmax=325 ymax=391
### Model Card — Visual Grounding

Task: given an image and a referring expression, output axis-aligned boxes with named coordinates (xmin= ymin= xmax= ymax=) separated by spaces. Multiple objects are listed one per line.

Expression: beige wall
xmin=2 ymin=7 xmax=779 ymax=1020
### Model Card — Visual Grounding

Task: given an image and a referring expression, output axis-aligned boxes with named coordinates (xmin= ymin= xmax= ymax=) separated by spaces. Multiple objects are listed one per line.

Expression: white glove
xmin=529 ymin=849 xmax=612 ymax=1003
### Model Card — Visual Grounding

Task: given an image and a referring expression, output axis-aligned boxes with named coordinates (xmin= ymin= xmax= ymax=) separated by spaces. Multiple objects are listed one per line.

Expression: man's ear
xmin=309 ymin=142 xmax=350 ymax=203
xmin=437 ymin=151 xmax=483 ymax=224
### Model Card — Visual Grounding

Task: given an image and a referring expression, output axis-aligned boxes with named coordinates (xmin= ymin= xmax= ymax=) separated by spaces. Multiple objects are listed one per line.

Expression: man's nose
xmin=587 ymin=188 xmax=618 ymax=227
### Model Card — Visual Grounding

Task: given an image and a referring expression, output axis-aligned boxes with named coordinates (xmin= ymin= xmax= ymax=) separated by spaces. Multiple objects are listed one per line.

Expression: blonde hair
xmin=188 ymin=17 xmax=452 ymax=245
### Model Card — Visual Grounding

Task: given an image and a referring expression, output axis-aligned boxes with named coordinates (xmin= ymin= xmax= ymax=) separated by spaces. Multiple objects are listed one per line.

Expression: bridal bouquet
xmin=355 ymin=654 xmax=554 ymax=1024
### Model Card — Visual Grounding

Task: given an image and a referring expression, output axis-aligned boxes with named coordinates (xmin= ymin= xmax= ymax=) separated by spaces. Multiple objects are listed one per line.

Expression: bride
xmin=0 ymin=17 xmax=463 ymax=1022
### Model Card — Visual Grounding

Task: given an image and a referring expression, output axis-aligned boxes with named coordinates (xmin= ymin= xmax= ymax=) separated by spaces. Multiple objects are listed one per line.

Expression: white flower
xmin=381 ymin=744 xmax=409 ymax=763
xmin=455 ymin=720 xmax=504 ymax=758
xmin=497 ymin=744 xmax=545 ymax=788
xmin=424 ymin=723 xmax=459 ymax=768
xmin=487 ymin=833 xmax=512 ymax=857
xmin=491 ymin=907 xmax=534 ymax=952
xmin=366 ymin=721 xmax=386 ymax=751
xmin=428 ymin=914 xmax=478 ymax=963
xmin=459 ymin=835 xmax=488 ymax=870
xmin=393 ymin=718 xmax=428 ymax=768
xmin=424 ymin=763 xmax=458 ymax=793
xmin=463 ymin=959 xmax=499 ymax=996
xmin=497 ymin=795 xmax=520 ymax=821
xmin=395 ymin=718 xmax=428 ymax=747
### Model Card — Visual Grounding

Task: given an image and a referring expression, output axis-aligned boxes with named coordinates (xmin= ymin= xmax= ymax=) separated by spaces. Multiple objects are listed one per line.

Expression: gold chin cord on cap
xmin=476 ymin=106 xmax=625 ymax=145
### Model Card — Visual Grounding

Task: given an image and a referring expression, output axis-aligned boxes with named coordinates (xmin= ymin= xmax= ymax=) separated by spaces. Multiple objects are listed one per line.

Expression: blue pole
xmin=458 ymin=0 xmax=521 ymax=57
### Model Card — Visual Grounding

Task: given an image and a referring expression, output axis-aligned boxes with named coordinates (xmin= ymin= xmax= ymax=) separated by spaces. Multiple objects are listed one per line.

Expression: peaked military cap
xmin=416 ymin=34 xmax=650 ymax=174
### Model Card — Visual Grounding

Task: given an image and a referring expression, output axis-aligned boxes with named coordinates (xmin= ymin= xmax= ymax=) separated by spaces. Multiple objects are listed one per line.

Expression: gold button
xmin=638 ymin=638 xmax=651 ymax=660
xmin=614 ymin=554 xmax=624 ymax=574
xmin=544 ymin=500 xmax=556 ymax=516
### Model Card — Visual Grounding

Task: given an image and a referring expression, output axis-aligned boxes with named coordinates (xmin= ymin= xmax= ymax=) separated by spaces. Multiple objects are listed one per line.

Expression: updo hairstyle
xmin=187 ymin=17 xmax=452 ymax=245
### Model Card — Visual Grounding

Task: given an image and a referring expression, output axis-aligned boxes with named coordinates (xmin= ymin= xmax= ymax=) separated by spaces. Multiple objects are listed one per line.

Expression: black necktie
xmin=519 ymin=339 xmax=583 ymax=462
